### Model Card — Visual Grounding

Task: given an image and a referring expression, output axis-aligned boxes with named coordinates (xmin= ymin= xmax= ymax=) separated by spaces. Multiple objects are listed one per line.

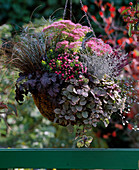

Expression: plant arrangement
xmin=2 ymin=5 xmax=137 ymax=146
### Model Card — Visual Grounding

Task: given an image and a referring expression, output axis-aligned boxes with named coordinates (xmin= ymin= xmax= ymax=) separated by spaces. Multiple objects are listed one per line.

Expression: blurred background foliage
xmin=0 ymin=0 xmax=138 ymax=151
xmin=0 ymin=0 xmax=135 ymax=27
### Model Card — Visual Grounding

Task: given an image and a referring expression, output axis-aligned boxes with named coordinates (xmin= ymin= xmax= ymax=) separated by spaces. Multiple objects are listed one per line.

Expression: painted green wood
xmin=0 ymin=148 xmax=139 ymax=169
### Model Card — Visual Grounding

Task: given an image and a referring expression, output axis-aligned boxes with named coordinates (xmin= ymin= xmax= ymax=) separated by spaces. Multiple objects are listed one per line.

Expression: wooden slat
xmin=0 ymin=148 xmax=139 ymax=169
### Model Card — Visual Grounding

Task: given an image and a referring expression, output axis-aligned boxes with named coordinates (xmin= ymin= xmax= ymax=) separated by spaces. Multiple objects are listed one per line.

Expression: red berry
xmin=131 ymin=30 xmax=136 ymax=34
xmin=127 ymin=17 xmax=130 ymax=21
xmin=128 ymin=20 xmax=134 ymax=23
xmin=112 ymin=131 xmax=116 ymax=137
xmin=99 ymin=11 xmax=104 ymax=17
xmin=81 ymin=5 xmax=88 ymax=13
xmin=137 ymin=36 xmax=139 ymax=42
xmin=133 ymin=18 xmax=139 ymax=22
xmin=129 ymin=2 xmax=133 ymax=6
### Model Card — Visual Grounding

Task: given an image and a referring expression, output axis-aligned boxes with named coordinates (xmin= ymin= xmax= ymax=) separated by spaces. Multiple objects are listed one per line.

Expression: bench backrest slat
xmin=0 ymin=148 xmax=139 ymax=169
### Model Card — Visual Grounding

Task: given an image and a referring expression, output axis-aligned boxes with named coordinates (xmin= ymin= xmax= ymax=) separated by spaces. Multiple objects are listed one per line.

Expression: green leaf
xmin=70 ymin=115 xmax=75 ymax=121
xmin=76 ymin=105 xmax=83 ymax=111
xmin=63 ymin=103 xmax=69 ymax=110
xmin=67 ymin=85 xmax=74 ymax=92
xmin=77 ymin=89 xmax=82 ymax=95
xmin=83 ymin=119 xmax=89 ymax=124
xmin=103 ymin=118 xmax=109 ymax=127
xmin=93 ymin=78 xmax=100 ymax=84
xmin=121 ymin=8 xmax=130 ymax=15
xmin=65 ymin=115 xmax=70 ymax=120
xmin=82 ymin=91 xmax=88 ymax=97
xmin=80 ymin=100 xmax=87 ymax=106
xmin=72 ymin=96 xmax=80 ymax=104
xmin=85 ymin=136 xmax=93 ymax=147
xmin=82 ymin=111 xmax=88 ymax=118
xmin=128 ymin=23 xmax=132 ymax=37
xmin=54 ymin=108 xmax=61 ymax=114
xmin=7 ymin=103 xmax=17 ymax=116
xmin=77 ymin=139 xmax=84 ymax=148
xmin=76 ymin=113 xmax=82 ymax=119
xmin=63 ymin=90 xmax=69 ymax=96
xmin=71 ymin=106 xmax=76 ymax=112
xmin=67 ymin=124 xmax=74 ymax=133
xmin=67 ymin=94 xmax=72 ymax=100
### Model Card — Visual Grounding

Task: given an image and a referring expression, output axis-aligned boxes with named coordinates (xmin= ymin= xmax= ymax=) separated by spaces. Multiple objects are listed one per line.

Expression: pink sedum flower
xmin=86 ymin=38 xmax=113 ymax=56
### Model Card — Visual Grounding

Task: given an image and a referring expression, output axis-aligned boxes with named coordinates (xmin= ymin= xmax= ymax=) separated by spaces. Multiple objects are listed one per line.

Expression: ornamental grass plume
xmin=2 ymin=19 xmax=137 ymax=147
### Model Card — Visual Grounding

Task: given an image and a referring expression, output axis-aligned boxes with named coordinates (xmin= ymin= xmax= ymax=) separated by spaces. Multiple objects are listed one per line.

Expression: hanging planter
xmin=3 ymin=17 xmax=135 ymax=146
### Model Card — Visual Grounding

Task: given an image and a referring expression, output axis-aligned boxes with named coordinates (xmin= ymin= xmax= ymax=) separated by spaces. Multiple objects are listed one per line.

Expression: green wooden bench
xmin=0 ymin=148 xmax=139 ymax=169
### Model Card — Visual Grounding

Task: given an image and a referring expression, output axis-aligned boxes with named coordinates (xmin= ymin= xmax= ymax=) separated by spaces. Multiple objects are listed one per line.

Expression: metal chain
xmin=79 ymin=0 xmax=96 ymax=37
xmin=70 ymin=0 xmax=72 ymax=20
xmin=63 ymin=0 xmax=96 ymax=38
xmin=63 ymin=0 xmax=69 ymax=19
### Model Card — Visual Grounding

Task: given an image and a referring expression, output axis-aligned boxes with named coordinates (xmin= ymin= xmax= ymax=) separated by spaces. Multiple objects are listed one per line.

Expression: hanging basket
xmin=5 ymin=18 xmax=134 ymax=147
xmin=32 ymin=93 xmax=56 ymax=122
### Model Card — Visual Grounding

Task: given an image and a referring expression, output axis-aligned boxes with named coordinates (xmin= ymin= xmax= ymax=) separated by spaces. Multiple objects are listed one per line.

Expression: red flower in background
xmin=109 ymin=6 xmax=116 ymax=12
xmin=115 ymin=124 xmax=123 ymax=130
xmin=128 ymin=124 xmax=133 ymax=130
xmin=106 ymin=2 xmax=111 ymax=7
xmin=105 ymin=17 xmax=112 ymax=24
xmin=81 ymin=5 xmax=88 ymax=13
xmin=117 ymin=37 xmax=134 ymax=47
xmin=111 ymin=13 xmax=115 ymax=18
xmin=118 ymin=6 xmax=126 ymax=13
xmin=94 ymin=0 xmax=102 ymax=7
xmin=112 ymin=131 xmax=117 ymax=137
xmin=91 ymin=15 xmax=97 ymax=22
xmin=99 ymin=11 xmax=104 ymax=17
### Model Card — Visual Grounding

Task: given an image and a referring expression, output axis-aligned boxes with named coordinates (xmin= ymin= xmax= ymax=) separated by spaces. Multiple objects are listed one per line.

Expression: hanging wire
xmin=70 ymin=0 xmax=72 ymax=20
xmin=63 ymin=0 xmax=69 ymax=19
xmin=63 ymin=0 xmax=96 ymax=38
xmin=79 ymin=0 xmax=96 ymax=37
